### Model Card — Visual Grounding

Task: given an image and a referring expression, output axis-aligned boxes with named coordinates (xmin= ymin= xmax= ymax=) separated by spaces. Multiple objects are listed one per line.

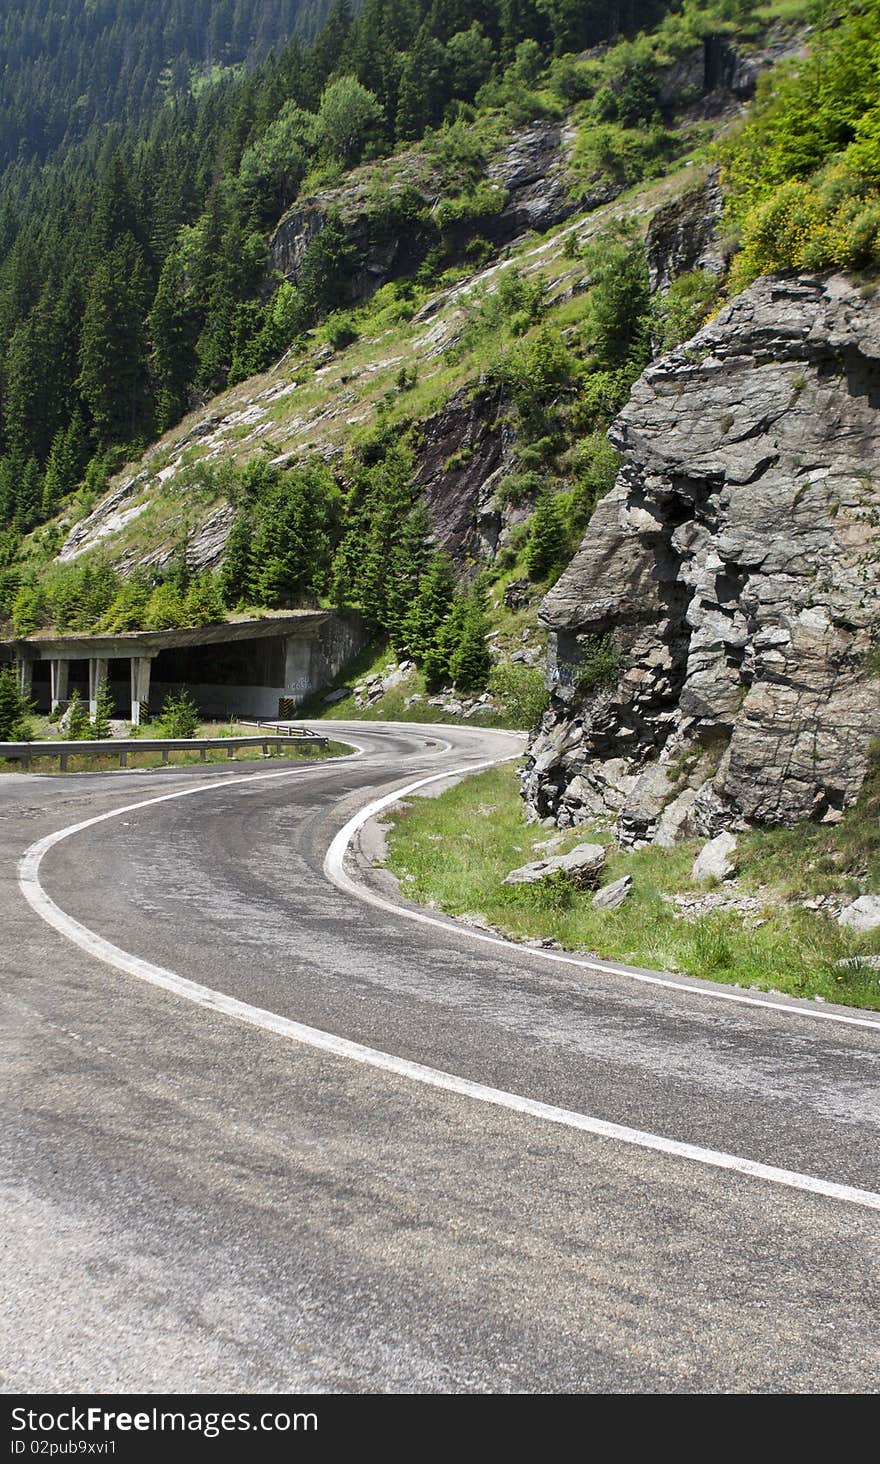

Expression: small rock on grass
xmin=593 ymin=874 xmax=633 ymax=910
xmin=504 ymin=843 xmax=606 ymax=891
xmin=837 ymin=895 xmax=880 ymax=933
xmin=692 ymin=830 xmax=737 ymax=883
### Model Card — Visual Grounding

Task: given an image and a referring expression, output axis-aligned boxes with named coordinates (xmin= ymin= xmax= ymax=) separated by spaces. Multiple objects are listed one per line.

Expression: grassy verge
xmin=385 ymin=764 xmax=880 ymax=1010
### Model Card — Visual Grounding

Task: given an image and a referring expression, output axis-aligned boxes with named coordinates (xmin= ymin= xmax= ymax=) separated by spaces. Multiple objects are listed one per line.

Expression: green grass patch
xmin=386 ymin=764 xmax=880 ymax=1010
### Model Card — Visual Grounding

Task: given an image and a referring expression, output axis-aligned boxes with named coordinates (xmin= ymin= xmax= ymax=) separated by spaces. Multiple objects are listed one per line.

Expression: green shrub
xmin=0 ymin=664 xmax=34 ymax=740
xmin=570 ymin=435 xmax=619 ymax=527
xmin=64 ymin=689 xmax=91 ymax=741
xmin=161 ymin=688 xmax=200 ymax=739
xmin=435 ymin=181 xmax=509 ymax=227
xmin=488 ymin=663 xmax=549 ymax=727
xmin=572 ymin=121 xmax=681 ymax=193
xmin=325 ymin=313 xmax=359 ymax=350
xmin=722 ymin=0 xmax=880 ymax=287
xmin=497 ymin=470 xmax=545 ymax=507
xmin=573 ymin=635 xmax=620 ymax=695
xmin=652 ymin=270 xmax=721 ymax=351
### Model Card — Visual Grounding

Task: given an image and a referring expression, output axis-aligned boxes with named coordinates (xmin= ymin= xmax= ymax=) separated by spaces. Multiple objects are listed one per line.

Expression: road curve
xmin=2 ymin=721 xmax=879 ymax=1394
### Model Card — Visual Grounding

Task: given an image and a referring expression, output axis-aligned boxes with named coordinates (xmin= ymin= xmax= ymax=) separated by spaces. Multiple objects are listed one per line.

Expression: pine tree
xmin=65 ymin=689 xmax=91 ymax=741
xmin=91 ymin=679 xmax=114 ymax=738
xmin=403 ymin=551 xmax=456 ymax=662
xmin=102 ymin=575 xmax=151 ymax=632
xmin=386 ymin=503 xmax=432 ymax=651
xmin=42 ymin=412 xmax=90 ymax=518
xmin=447 ymin=590 xmax=491 ymax=691
xmin=144 ymin=582 xmax=186 ymax=629
xmin=395 ymin=25 xmax=448 ymax=141
xmin=161 ymin=687 xmax=200 ymax=738
xmin=183 ymin=573 xmax=225 ymax=626
xmin=525 ymin=491 xmax=570 ymax=581
xmin=423 ymin=593 xmax=466 ymax=691
xmin=0 ymin=664 xmax=33 ymax=740
xmin=149 ymin=250 xmax=198 ymax=433
xmin=220 ymin=510 xmax=256 ymax=607
xmin=15 ymin=458 xmax=45 ymax=533
xmin=89 ymin=150 xmax=145 ymax=263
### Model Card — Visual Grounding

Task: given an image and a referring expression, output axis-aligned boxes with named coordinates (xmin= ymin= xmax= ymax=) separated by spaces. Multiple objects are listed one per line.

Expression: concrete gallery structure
xmin=1 ymin=611 xmax=365 ymax=724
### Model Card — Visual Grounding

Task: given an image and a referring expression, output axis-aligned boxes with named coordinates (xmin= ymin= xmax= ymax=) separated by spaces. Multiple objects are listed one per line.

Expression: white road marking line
xmin=15 ymin=738 xmax=880 ymax=1213
xmin=324 ymin=763 xmax=880 ymax=1034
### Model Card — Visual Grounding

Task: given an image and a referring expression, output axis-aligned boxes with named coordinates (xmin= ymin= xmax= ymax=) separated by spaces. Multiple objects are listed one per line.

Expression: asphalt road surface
xmin=2 ymin=722 xmax=879 ymax=1394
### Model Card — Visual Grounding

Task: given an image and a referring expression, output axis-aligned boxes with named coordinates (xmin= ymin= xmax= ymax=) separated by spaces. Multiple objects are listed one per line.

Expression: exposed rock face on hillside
xmin=645 ymin=168 xmax=726 ymax=294
xmin=269 ymin=122 xmax=576 ymax=302
xmin=522 ymin=273 xmax=880 ymax=841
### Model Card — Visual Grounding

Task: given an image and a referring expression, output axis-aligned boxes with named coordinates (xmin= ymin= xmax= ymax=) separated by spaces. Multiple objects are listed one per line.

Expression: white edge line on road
xmin=15 ymin=737 xmax=880 ymax=1214
xmin=325 ymin=759 xmax=880 ymax=1035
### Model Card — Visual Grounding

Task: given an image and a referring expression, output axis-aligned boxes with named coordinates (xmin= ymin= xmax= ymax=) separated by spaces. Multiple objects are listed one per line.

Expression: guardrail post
xmin=200 ymin=748 xmax=207 ymax=762
xmin=59 ymin=752 xmax=68 ymax=772
xmin=119 ymin=749 xmax=127 ymax=768
xmin=227 ymin=744 xmax=235 ymax=759
xmin=161 ymin=748 xmax=169 ymax=764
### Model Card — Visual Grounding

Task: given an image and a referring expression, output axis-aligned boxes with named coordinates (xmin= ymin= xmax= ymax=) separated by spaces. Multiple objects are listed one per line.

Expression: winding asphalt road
xmin=2 ymin=721 xmax=879 ymax=1393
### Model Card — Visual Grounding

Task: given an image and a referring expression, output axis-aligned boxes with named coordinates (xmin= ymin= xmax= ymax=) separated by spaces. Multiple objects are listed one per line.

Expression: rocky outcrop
xmin=415 ymin=384 xmax=512 ymax=565
xmin=645 ymin=168 xmax=726 ymax=294
xmin=523 ymin=273 xmax=880 ymax=840
xmin=269 ymin=122 xmax=575 ymax=302
xmin=657 ymin=30 xmax=808 ymax=121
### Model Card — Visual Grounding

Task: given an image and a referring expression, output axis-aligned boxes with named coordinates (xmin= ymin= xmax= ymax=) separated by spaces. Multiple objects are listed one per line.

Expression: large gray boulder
xmin=504 ymin=843 xmax=606 ymax=890
xmin=523 ymin=273 xmax=880 ymax=839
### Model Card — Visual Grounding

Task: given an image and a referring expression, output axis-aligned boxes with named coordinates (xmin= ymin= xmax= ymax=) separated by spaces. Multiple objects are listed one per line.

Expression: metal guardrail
xmin=0 ymin=733 xmax=328 ymax=770
xmin=249 ymin=720 xmax=314 ymax=737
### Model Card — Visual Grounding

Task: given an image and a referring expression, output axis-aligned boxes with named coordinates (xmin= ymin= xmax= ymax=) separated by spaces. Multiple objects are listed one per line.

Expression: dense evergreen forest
xmin=0 ymin=0 xmax=329 ymax=167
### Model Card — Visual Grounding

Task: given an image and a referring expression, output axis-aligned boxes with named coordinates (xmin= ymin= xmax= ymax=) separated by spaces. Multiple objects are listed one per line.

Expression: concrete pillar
xmin=130 ymin=656 xmax=152 ymax=726
xmin=283 ymin=632 xmax=317 ymax=710
xmin=88 ymin=657 xmax=108 ymax=720
xmin=17 ymin=659 xmax=33 ymax=698
xmin=50 ymin=659 xmax=69 ymax=712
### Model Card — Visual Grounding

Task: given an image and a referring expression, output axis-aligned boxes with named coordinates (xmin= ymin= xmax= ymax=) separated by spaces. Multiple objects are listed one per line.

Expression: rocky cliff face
xmin=269 ymin=122 xmax=576 ymax=302
xmin=523 ymin=273 xmax=880 ymax=841
xmin=645 ymin=167 xmax=726 ymax=294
